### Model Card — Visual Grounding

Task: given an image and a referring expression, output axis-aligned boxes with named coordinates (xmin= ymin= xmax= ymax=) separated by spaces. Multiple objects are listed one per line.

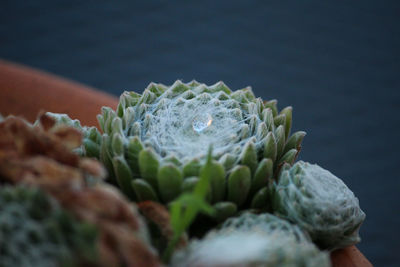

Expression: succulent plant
xmin=0 ymin=114 xmax=161 ymax=267
xmin=219 ymin=212 xmax=310 ymax=243
xmin=44 ymin=112 xmax=102 ymax=158
xmin=86 ymin=80 xmax=305 ymax=221
xmin=271 ymin=161 xmax=366 ymax=250
xmin=0 ymin=186 xmax=98 ymax=267
xmin=171 ymin=212 xmax=330 ymax=267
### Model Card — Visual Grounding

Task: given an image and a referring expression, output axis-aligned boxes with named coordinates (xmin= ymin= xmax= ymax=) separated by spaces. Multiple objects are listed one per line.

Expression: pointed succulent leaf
xmin=209 ymin=81 xmax=232 ymax=95
xmin=112 ymin=156 xmax=136 ymax=200
xmin=241 ymin=141 xmax=257 ymax=176
xmin=122 ymin=107 xmax=135 ymax=129
xmin=213 ymin=202 xmax=238 ymax=222
xmin=117 ymin=96 xmax=125 ymax=118
xmin=280 ymin=106 xmax=293 ymax=139
xmin=275 ymin=125 xmax=286 ymax=158
xmin=111 ymin=133 xmax=124 ymax=156
xmin=183 ymin=158 xmax=202 ymax=177
xmin=216 ymin=91 xmax=229 ymax=100
xmin=181 ymin=90 xmax=196 ymax=100
xmin=131 ymin=179 xmax=158 ymax=202
xmin=208 ymin=160 xmax=226 ymax=203
xmin=240 ymin=124 xmax=250 ymax=139
xmin=273 ymin=114 xmax=286 ymax=129
xmin=250 ymin=187 xmax=269 ymax=209
xmin=218 ymin=153 xmax=236 ymax=171
xmin=146 ymin=82 xmax=164 ymax=96
xmin=138 ymin=148 xmax=160 ymax=190
xmin=163 ymin=155 xmax=182 ymax=167
xmin=87 ymin=127 xmax=102 ymax=143
xmin=83 ymin=139 xmax=100 ymax=159
xmin=102 ymin=107 xmax=116 ymax=134
xmin=125 ymin=136 xmax=143 ymax=175
xmin=188 ymin=80 xmax=201 ymax=87
xmin=157 ymin=164 xmax=183 ymax=203
xmin=262 ymin=108 xmax=274 ymax=131
xmin=227 ymin=165 xmax=251 ymax=207
xmin=111 ymin=117 xmax=124 ymax=136
xmin=278 ymin=149 xmax=298 ymax=166
xmin=256 ymin=98 xmax=264 ymax=115
xmin=242 ymin=86 xmax=255 ymax=101
xmin=123 ymin=91 xmax=141 ymax=106
xmin=231 ymin=90 xmax=247 ymax=103
xmin=97 ymin=114 xmax=105 ymax=133
xmin=265 ymin=99 xmax=278 ymax=117
xmin=250 ymin=158 xmax=273 ymax=195
xmin=256 ymin=122 xmax=268 ymax=141
xmin=193 ymin=84 xmax=208 ymax=94
xmin=143 ymin=114 xmax=152 ymax=130
xmin=248 ymin=115 xmax=257 ymax=135
xmin=171 ymin=80 xmax=189 ymax=95
xmin=283 ymin=131 xmax=306 ymax=154
xmin=263 ymin=132 xmax=277 ymax=161
xmin=100 ymin=135 xmax=115 ymax=181
xmin=181 ymin=177 xmax=199 ymax=193
xmin=128 ymin=121 xmax=141 ymax=137
xmin=138 ymin=90 xmax=156 ymax=105
xmin=245 ymin=102 xmax=258 ymax=115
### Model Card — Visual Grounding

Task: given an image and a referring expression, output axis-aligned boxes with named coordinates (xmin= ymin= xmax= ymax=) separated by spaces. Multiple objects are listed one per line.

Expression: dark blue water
xmin=1 ymin=1 xmax=399 ymax=265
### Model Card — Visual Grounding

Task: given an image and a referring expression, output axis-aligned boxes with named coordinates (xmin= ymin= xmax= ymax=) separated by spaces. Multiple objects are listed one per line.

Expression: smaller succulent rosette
xmin=84 ymin=80 xmax=305 ymax=222
xmin=219 ymin=212 xmax=310 ymax=243
xmin=171 ymin=212 xmax=330 ymax=267
xmin=271 ymin=161 xmax=366 ymax=250
xmin=0 ymin=186 xmax=98 ymax=267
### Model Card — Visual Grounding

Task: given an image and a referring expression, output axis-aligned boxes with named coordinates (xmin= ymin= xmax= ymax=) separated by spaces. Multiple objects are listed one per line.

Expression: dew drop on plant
xmin=192 ymin=113 xmax=213 ymax=133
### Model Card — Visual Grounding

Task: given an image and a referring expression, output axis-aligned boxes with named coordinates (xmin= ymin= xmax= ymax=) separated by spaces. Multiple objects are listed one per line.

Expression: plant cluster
xmin=0 ymin=81 xmax=366 ymax=266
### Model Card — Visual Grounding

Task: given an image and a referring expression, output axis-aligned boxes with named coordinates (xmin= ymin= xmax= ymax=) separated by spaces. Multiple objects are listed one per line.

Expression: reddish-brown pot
xmin=0 ymin=59 xmax=372 ymax=267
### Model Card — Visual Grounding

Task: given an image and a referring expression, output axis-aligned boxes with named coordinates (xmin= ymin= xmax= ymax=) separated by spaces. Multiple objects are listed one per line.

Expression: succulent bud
xmin=171 ymin=212 xmax=330 ymax=267
xmin=271 ymin=161 xmax=366 ymax=250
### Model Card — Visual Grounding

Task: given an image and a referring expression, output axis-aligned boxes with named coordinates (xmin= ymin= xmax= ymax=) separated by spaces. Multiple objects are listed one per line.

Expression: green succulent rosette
xmin=271 ymin=161 xmax=366 ymax=250
xmin=0 ymin=186 xmax=98 ymax=267
xmin=89 ymin=80 xmax=305 ymax=220
xmin=171 ymin=212 xmax=330 ymax=267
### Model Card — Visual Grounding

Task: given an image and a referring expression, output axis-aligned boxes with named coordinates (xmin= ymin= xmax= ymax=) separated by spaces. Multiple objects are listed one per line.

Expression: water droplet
xmin=192 ymin=113 xmax=213 ymax=133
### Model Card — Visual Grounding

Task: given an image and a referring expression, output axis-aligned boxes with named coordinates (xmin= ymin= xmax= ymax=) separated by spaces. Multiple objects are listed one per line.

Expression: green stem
xmin=162 ymin=233 xmax=181 ymax=263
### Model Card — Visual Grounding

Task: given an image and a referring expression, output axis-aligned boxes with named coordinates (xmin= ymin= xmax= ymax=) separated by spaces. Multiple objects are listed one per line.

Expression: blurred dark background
xmin=1 ymin=1 xmax=399 ymax=265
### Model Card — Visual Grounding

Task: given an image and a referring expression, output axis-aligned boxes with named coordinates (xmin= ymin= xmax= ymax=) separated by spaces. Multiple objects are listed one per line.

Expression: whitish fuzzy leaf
xmin=264 ymin=132 xmax=277 ymax=161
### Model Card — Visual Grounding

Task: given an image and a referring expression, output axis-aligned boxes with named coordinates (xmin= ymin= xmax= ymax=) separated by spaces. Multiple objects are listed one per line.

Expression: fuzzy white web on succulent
xmin=55 ymin=80 xmax=306 ymax=222
xmin=140 ymin=85 xmax=264 ymax=164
